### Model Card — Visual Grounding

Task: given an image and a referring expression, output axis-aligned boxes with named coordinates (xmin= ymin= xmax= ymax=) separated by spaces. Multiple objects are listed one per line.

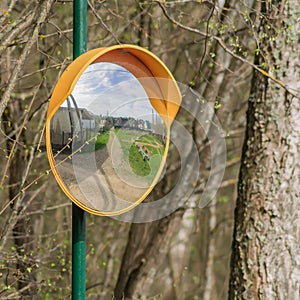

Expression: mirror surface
xmin=50 ymin=62 xmax=167 ymax=212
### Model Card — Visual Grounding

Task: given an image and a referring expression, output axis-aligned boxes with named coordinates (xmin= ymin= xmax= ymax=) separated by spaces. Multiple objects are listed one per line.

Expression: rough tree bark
xmin=229 ymin=1 xmax=300 ymax=299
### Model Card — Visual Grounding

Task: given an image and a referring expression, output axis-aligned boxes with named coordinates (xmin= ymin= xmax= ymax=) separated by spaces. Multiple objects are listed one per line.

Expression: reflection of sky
xmin=63 ymin=62 xmax=160 ymax=122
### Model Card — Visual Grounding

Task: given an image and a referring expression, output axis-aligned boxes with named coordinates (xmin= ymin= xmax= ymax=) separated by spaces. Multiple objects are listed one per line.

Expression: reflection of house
xmin=112 ymin=117 xmax=151 ymax=131
xmin=97 ymin=118 xmax=107 ymax=131
xmin=81 ymin=109 xmax=95 ymax=130
xmin=50 ymin=107 xmax=96 ymax=148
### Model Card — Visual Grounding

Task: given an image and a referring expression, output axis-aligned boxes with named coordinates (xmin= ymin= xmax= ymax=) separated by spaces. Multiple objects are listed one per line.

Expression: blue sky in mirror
xmin=63 ymin=62 xmax=160 ymax=122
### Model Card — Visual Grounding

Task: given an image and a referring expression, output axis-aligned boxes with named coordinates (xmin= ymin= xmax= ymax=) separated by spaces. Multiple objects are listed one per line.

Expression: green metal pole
xmin=72 ymin=0 xmax=87 ymax=299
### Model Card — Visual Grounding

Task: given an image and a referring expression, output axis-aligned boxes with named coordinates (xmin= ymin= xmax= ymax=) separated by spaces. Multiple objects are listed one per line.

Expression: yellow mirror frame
xmin=46 ymin=44 xmax=181 ymax=216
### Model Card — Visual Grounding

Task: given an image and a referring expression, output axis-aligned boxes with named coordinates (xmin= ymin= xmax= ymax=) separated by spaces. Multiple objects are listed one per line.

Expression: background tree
xmin=229 ymin=0 xmax=300 ymax=299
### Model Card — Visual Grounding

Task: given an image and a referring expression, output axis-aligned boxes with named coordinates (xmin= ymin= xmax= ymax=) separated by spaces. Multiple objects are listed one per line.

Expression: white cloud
xmin=67 ymin=62 xmax=162 ymax=122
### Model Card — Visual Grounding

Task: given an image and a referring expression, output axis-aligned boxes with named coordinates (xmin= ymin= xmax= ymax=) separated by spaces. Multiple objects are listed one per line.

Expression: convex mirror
xmin=46 ymin=45 xmax=181 ymax=216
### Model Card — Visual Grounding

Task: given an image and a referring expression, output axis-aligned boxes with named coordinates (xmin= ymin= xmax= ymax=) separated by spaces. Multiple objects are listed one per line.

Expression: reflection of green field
xmin=81 ymin=131 xmax=110 ymax=153
xmin=128 ymin=144 xmax=151 ymax=176
xmin=95 ymin=131 xmax=110 ymax=150
xmin=115 ymin=129 xmax=164 ymax=178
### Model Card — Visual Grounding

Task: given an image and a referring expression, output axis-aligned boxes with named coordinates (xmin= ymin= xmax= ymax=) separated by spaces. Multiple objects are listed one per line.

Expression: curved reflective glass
xmin=50 ymin=62 xmax=168 ymax=212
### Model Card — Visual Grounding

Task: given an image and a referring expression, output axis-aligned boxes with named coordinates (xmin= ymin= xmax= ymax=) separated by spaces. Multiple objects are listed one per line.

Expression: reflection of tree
xmin=100 ymin=115 xmax=164 ymax=136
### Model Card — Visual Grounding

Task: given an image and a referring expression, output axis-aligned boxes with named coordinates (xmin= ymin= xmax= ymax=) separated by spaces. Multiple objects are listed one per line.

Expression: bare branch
xmin=155 ymin=0 xmax=298 ymax=98
xmin=0 ymin=0 xmax=55 ymax=118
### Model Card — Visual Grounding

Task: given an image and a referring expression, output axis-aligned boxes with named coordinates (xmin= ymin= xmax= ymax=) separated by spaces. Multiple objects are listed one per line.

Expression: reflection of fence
xmin=50 ymin=104 xmax=97 ymax=149
xmin=151 ymin=133 xmax=165 ymax=145
xmin=50 ymin=129 xmax=97 ymax=150
xmin=82 ymin=128 xmax=96 ymax=141
xmin=50 ymin=130 xmax=72 ymax=149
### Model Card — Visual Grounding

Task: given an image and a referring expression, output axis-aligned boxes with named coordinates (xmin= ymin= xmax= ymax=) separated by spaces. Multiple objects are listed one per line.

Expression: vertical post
xmin=72 ymin=0 xmax=87 ymax=299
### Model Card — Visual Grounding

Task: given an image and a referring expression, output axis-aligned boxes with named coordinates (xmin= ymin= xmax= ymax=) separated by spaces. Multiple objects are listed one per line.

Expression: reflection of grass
xmin=129 ymin=144 xmax=151 ymax=176
xmin=95 ymin=131 xmax=110 ymax=150
xmin=132 ymin=135 xmax=163 ymax=179
xmin=114 ymin=129 xmax=164 ymax=178
xmin=114 ymin=128 xmax=139 ymax=141
xmin=81 ymin=131 xmax=110 ymax=153
xmin=114 ymin=129 xmax=140 ymax=152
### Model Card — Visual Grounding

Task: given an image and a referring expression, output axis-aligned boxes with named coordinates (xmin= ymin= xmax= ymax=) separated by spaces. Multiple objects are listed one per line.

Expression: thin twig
xmin=155 ymin=0 xmax=298 ymax=98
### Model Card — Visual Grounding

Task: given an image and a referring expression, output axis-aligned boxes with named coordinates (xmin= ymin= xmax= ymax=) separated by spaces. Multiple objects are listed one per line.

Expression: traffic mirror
xmin=46 ymin=45 xmax=181 ymax=216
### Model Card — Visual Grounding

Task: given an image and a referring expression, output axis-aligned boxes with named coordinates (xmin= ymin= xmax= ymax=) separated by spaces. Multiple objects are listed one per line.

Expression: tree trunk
xmin=203 ymin=198 xmax=217 ymax=300
xmin=113 ymin=208 xmax=185 ymax=299
xmin=229 ymin=1 xmax=300 ymax=299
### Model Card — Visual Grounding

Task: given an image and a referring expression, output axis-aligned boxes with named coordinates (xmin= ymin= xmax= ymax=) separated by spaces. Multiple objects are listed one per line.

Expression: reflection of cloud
xmin=68 ymin=62 xmax=162 ymax=122
xmin=74 ymin=63 xmax=130 ymax=95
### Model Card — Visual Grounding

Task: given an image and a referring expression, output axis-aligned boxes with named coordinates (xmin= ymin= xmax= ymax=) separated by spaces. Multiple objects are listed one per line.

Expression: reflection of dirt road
xmin=54 ymin=130 xmax=149 ymax=212
xmin=104 ymin=130 xmax=150 ymax=192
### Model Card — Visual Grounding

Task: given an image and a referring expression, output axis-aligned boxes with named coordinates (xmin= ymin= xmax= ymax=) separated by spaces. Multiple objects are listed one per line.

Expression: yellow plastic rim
xmin=46 ymin=44 xmax=181 ymax=216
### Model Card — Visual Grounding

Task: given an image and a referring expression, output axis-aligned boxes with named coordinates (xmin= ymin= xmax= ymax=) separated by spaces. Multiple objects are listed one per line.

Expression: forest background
xmin=0 ymin=0 xmax=299 ymax=299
